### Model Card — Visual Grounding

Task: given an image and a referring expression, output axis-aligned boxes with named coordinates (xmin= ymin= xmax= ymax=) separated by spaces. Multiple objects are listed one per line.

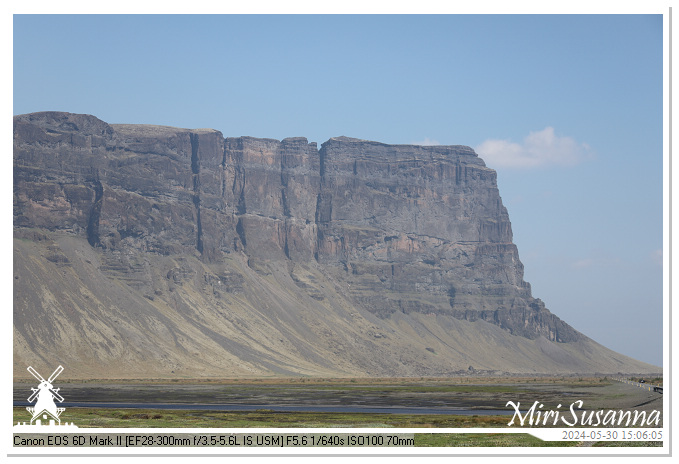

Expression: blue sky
xmin=12 ymin=13 xmax=666 ymax=366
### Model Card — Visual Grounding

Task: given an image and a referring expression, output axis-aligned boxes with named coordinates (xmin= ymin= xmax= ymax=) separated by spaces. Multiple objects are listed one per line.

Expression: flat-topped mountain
xmin=13 ymin=112 xmax=658 ymax=378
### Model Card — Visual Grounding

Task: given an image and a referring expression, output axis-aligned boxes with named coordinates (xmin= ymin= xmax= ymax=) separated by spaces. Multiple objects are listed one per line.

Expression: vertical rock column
xmin=189 ymin=133 xmax=203 ymax=255
xmin=189 ymin=129 xmax=229 ymax=262
xmin=86 ymin=174 xmax=104 ymax=247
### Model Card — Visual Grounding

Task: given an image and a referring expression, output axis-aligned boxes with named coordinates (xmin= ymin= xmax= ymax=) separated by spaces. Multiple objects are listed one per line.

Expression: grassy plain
xmin=13 ymin=376 xmax=663 ymax=447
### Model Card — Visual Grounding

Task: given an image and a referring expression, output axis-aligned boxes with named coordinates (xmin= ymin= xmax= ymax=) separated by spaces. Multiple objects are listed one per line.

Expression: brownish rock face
xmin=12 ymin=112 xmax=657 ymax=378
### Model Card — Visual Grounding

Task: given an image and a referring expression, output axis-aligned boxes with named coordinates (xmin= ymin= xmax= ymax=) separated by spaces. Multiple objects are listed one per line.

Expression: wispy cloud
xmin=570 ymin=253 xmax=625 ymax=270
xmin=412 ymin=137 xmax=440 ymax=146
xmin=572 ymin=258 xmax=595 ymax=269
xmin=475 ymin=127 xmax=593 ymax=169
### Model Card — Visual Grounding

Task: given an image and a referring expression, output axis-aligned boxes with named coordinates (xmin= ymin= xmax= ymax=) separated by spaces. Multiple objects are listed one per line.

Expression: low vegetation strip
xmin=13 ymin=407 xmax=512 ymax=429
xmin=12 ymin=408 xmax=662 ymax=448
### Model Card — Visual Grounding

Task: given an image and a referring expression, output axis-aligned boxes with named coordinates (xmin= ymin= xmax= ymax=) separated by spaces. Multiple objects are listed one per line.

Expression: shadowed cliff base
xmin=13 ymin=112 xmax=660 ymax=379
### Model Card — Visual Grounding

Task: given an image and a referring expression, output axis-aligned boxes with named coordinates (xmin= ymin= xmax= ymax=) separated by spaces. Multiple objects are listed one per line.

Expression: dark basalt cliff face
xmin=13 ymin=112 xmax=656 ymax=378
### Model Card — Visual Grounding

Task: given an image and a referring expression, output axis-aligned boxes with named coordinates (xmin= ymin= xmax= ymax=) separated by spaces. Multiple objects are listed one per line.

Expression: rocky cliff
xmin=13 ymin=112 xmax=658 ymax=378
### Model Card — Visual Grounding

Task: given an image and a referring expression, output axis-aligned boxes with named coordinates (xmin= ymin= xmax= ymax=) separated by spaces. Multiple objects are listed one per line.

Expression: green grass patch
xmin=13 ymin=408 xmax=661 ymax=448
xmin=415 ymin=433 xmax=577 ymax=447
xmin=591 ymin=441 xmax=664 ymax=447
xmin=14 ymin=407 xmax=511 ymax=429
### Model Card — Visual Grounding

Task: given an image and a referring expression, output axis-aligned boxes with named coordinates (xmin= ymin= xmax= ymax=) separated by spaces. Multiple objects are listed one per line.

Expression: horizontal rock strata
xmin=12 ymin=112 xmax=658 ymax=378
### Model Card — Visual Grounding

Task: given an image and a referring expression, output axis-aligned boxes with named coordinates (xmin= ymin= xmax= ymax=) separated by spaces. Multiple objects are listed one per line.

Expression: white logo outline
xmin=15 ymin=365 xmax=78 ymax=429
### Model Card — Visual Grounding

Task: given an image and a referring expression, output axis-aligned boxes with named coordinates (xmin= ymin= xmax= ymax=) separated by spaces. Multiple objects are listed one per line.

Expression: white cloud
xmin=412 ymin=137 xmax=440 ymax=146
xmin=572 ymin=258 xmax=595 ymax=269
xmin=570 ymin=252 xmax=625 ymax=270
xmin=651 ymin=249 xmax=662 ymax=266
xmin=475 ymin=127 xmax=592 ymax=169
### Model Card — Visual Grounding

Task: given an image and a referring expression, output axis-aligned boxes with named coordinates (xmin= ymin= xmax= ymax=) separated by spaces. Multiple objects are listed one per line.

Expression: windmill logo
xmin=15 ymin=365 xmax=77 ymax=428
